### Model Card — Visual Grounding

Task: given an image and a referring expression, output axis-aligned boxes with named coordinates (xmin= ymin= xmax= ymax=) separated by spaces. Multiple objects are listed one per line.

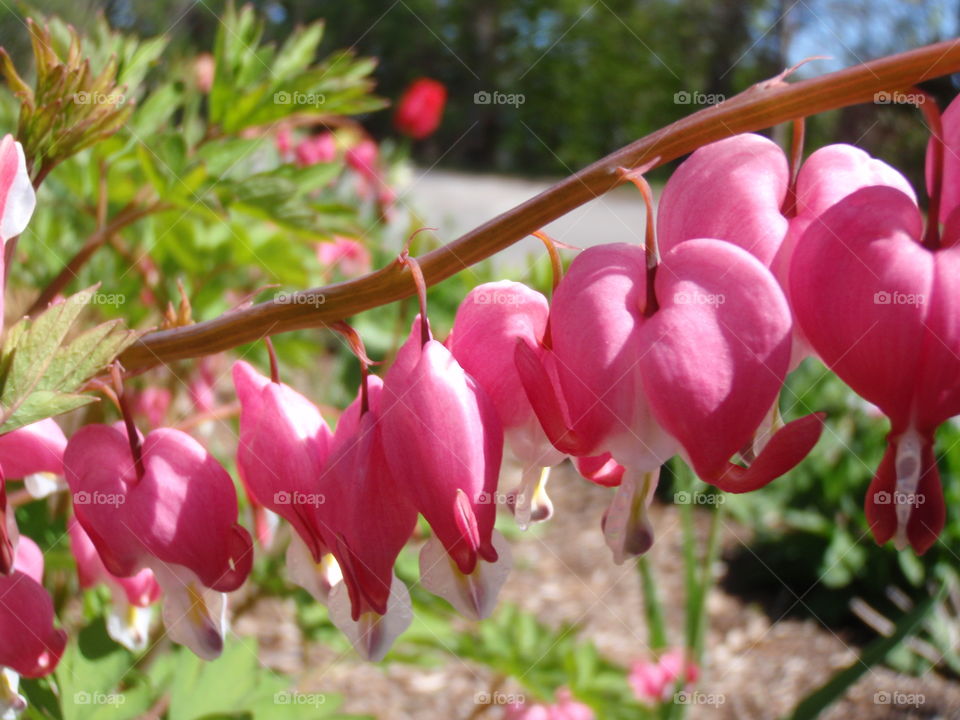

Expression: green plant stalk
xmin=693 ymin=499 xmax=725 ymax=662
xmin=638 ymin=554 xmax=669 ymax=652
xmin=663 ymin=470 xmax=725 ymax=720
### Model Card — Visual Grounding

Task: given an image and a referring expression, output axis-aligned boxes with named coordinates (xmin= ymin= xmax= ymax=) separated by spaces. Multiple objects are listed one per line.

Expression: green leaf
xmin=0 ymin=288 xmax=138 ymax=433
xmin=56 ymin=624 xmax=154 ymax=720
xmin=164 ymin=639 xmax=351 ymax=720
xmin=786 ymin=584 xmax=945 ymax=720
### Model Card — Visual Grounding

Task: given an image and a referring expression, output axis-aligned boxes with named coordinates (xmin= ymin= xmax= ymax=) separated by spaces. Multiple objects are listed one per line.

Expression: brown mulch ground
xmin=234 ymin=462 xmax=960 ymax=720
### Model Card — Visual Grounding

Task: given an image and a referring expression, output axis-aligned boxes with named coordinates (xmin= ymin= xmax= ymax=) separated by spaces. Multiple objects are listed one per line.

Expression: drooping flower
xmin=790 ymin=191 xmax=954 ymax=553
xmin=787 ymin=96 xmax=960 ymax=554
xmin=0 ymin=418 xmax=67 ymax=498
xmin=0 ymin=134 xmax=37 ymax=329
xmin=447 ymin=281 xmax=564 ymax=528
xmin=518 ymin=241 xmax=823 ymax=561
xmin=64 ymin=423 xmax=253 ymax=659
xmin=68 ymin=516 xmax=161 ymax=652
xmin=657 ymin=133 xmax=914 ymax=362
xmin=0 ymin=537 xmax=66 ymax=717
xmin=381 ymin=316 xmax=511 ymax=620
xmin=394 ymin=78 xmax=447 ymax=139
xmin=319 ymin=374 xmax=418 ymax=661
xmin=232 ymin=361 xmax=339 ymax=598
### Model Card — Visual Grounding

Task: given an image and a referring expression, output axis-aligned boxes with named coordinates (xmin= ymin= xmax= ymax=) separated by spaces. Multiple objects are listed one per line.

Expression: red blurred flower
xmin=394 ymin=78 xmax=447 ymax=139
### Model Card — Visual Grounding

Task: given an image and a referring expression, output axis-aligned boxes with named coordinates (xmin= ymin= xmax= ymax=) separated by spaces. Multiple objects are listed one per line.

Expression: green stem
xmin=638 ymin=554 xmax=668 ymax=652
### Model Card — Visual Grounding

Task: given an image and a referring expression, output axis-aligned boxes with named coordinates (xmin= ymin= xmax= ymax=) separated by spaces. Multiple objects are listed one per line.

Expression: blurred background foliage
xmin=2 ymin=0 xmax=959 ymax=185
xmin=0 ymin=0 xmax=960 ymax=186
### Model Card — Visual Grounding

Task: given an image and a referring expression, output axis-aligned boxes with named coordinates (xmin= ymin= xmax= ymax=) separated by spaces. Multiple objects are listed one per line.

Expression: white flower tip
xmin=328 ymin=575 xmax=412 ymax=662
xmin=419 ymin=531 xmax=512 ymax=620
xmin=285 ymin=534 xmax=341 ymax=604
xmin=0 ymin=139 xmax=35 ymax=242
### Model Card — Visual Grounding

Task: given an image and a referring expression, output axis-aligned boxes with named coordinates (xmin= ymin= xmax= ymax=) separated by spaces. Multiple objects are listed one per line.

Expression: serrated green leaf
xmin=0 ymin=289 xmax=138 ymax=433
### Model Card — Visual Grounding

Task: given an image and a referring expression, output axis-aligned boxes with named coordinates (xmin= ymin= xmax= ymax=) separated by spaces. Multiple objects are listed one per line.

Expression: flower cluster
xmin=4 ymin=87 xmax=960 ymax=720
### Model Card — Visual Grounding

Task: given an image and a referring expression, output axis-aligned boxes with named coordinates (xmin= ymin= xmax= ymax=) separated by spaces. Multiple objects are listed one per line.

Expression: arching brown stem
xmin=120 ymin=39 xmax=960 ymax=372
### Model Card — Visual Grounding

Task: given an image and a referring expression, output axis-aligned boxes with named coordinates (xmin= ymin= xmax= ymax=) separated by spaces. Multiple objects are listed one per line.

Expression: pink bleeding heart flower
xmin=319 ymin=375 xmax=419 ymax=661
xmin=0 ymin=134 xmax=36 ymax=330
xmin=790 ymin=183 xmax=955 ymax=554
xmin=69 ymin=516 xmax=160 ymax=651
xmin=0 ymin=536 xmax=66 ymax=706
xmin=0 ymin=419 xmax=69 ymax=572
xmin=448 ymin=281 xmax=564 ymax=528
xmin=504 ymin=688 xmax=595 ymax=720
xmin=393 ymin=78 xmax=447 ymax=140
xmin=0 ymin=418 xmax=68 ymax=500
xmin=518 ymin=242 xmax=823 ymax=562
xmin=294 ymin=132 xmax=337 ymax=167
xmin=232 ymin=361 xmax=341 ymax=598
xmin=657 ymin=133 xmax=914 ymax=363
xmin=629 ymin=649 xmax=699 ymax=705
xmin=381 ymin=316 xmax=511 ymax=620
xmin=64 ymin=423 xmax=253 ymax=659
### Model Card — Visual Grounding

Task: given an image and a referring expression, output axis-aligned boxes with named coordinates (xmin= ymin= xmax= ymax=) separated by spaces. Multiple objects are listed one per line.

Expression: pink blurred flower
xmin=504 ymin=688 xmax=594 ymax=720
xmin=317 ymin=236 xmax=372 ymax=278
xmin=345 ymin=139 xmax=379 ymax=182
xmin=276 ymin=126 xmax=294 ymax=158
xmin=629 ymin=649 xmax=699 ymax=705
xmin=295 ymin=132 xmax=337 ymax=167
xmin=194 ymin=53 xmax=215 ymax=93
xmin=132 ymin=387 xmax=172 ymax=428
